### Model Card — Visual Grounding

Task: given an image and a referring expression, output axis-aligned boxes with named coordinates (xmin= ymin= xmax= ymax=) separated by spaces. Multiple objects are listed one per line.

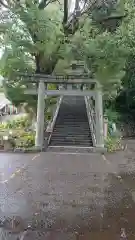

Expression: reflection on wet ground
xmin=0 ymin=140 xmax=135 ymax=239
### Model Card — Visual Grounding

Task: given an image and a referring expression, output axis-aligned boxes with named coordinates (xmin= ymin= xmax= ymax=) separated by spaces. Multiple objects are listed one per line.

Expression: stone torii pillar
xmin=35 ymin=80 xmax=45 ymax=149
xmin=95 ymin=82 xmax=104 ymax=148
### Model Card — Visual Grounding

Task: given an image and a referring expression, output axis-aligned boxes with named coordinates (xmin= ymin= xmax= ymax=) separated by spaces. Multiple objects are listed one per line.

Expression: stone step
xmin=52 ymin=130 xmax=91 ymax=134
xmin=56 ymin=122 xmax=88 ymax=125
xmin=47 ymin=146 xmax=95 ymax=153
xmin=59 ymin=113 xmax=87 ymax=116
xmin=57 ymin=115 xmax=87 ymax=117
xmin=51 ymin=132 xmax=91 ymax=137
xmin=54 ymin=124 xmax=89 ymax=127
xmin=53 ymin=127 xmax=90 ymax=131
xmin=50 ymin=138 xmax=92 ymax=145
xmin=50 ymin=134 xmax=92 ymax=138
xmin=48 ymin=96 xmax=93 ymax=149
xmin=56 ymin=121 xmax=89 ymax=124
xmin=50 ymin=138 xmax=92 ymax=142
xmin=53 ymin=131 xmax=90 ymax=135
xmin=55 ymin=126 xmax=90 ymax=129
xmin=54 ymin=126 xmax=90 ymax=129
xmin=50 ymin=142 xmax=91 ymax=147
xmin=56 ymin=116 xmax=87 ymax=119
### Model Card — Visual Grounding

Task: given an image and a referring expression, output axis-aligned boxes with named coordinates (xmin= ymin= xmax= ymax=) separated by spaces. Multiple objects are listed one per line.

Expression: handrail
xmin=85 ymin=96 xmax=97 ymax=146
xmin=47 ymin=96 xmax=63 ymax=144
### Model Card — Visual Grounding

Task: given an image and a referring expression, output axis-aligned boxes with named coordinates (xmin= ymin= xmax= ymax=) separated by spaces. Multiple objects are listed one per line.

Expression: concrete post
xmin=35 ymin=80 xmax=45 ymax=149
xmin=95 ymin=83 xmax=104 ymax=148
xmin=103 ymin=115 xmax=108 ymax=139
xmin=67 ymin=84 xmax=72 ymax=90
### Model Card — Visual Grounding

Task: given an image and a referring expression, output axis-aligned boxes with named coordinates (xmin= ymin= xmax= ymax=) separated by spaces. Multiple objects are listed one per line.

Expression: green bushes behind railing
xmin=14 ymin=131 xmax=35 ymax=148
xmin=104 ymin=108 xmax=123 ymax=152
xmin=0 ymin=116 xmax=31 ymax=130
xmin=105 ymin=135 xmax=122 ymax=152
xmin=0 ymin=116 xmax=35 ymax=149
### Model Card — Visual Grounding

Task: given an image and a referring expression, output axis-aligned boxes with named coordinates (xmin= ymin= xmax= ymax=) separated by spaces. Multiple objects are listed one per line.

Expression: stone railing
xmin=47 ymin=96 xmax=63 ymax=145
xmin=85 ymin=96 xmax=97 ymax=146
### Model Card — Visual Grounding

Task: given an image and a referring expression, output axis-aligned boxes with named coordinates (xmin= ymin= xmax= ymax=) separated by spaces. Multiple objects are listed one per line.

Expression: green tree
xmin=0 ymin=0 xmax=127 ymax=112
xmin=0 ymin=0 xmax=63 ymax=113
xmin=68 ymin=18 xmax=127 ymax=100
xmin=115 ymin=0 xmax=135 ymax=117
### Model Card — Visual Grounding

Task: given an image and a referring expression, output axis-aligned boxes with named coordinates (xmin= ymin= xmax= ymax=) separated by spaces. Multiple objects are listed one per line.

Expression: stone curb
xmin=47 ymin=146 xmax=107 ymax=154
xmin=0 ymin=147 xmax=109 ymax=154
xmin=0 ymin=147 xmax=42 ymax=153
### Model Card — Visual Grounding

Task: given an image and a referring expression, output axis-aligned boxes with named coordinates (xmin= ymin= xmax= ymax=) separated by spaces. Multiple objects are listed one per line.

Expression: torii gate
xmin=22 ymin=72 xmax=104 ymax=150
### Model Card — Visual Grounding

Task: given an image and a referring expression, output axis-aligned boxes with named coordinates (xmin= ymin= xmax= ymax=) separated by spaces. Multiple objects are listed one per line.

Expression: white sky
xmin=69 ymin=0 xmax=76 ymax=14
xmin=69 ymin=0 xmax=84 ymax=15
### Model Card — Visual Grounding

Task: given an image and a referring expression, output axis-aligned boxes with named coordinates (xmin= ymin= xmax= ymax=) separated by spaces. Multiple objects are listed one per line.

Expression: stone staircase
xmin=48 ymin=96 xmax=93 ymax=151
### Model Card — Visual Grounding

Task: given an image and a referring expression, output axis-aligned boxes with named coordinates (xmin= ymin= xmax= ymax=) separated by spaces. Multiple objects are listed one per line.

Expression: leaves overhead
xmin=0 ymin=0 xmax=129 ymax=109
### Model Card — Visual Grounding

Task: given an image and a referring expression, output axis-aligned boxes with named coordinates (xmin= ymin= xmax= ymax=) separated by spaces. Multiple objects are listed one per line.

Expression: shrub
xmin=0 ymin=136 xmax=4 ymax=148
xmin=14 ymin=132 xmax=35 ymax=148
xmin=105 ymin=108 xmax=121 ymax=123
xmin=104 ymin=108 xmax=122 ymax=136
xmin=105 ymin=135 xmax=123 ymax=152
xmin=7 ymin=117 xmax=30 ymax=129
xmin=0 ymin=122 xmax=7 ymax=129
xmin=0 ymin=116 xmax=31 ymax=130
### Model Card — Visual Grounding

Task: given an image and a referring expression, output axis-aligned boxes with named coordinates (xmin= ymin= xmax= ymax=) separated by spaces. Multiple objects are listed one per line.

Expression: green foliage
xmin=68 ymin=18 xmax=127 ymax=99
xmin=0 ymin=1 xmax=64 ymax=111
xmin=0 ymin=116 xmax=31 ymax=130
xmin=14 ymin=132 xmax=35 ymax=148
xmin=92 ymin=0 xmax=125 ymax=24
xmin=104 ymin=107 xmax=122 ymax=138
xmin=105 ymin=135 xmax=122 ymax=152
xmin=0 ymin=87 xmax=3 ymax=92
xmin=114 ymin=1 xmax=135 ymax=117
xmin=0 ymin=115 xmax=35 ymax=148
xmin=105 ymin=108 xmax=121 ymax=123
xmin=0 ymin=0 xmax=131 ymax=112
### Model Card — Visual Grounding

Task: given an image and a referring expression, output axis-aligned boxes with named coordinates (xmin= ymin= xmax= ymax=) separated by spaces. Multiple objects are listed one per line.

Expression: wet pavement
xmin=0 ymin=140 xmax=135 ymax=239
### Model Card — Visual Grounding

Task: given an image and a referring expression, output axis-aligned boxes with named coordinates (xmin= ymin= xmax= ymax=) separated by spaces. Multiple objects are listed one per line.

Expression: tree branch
xmin=0 ymin=0 xmax=8 ymax=8
xmin=64 ymin=0 xmax=97 ymax=34
xmin=63 ymin=0 xmax=68 ymax=25
xmin=38 ymin=0 xmax=56 ymax=9
xmin=75 ymin=0 xmax=80 ymax=11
